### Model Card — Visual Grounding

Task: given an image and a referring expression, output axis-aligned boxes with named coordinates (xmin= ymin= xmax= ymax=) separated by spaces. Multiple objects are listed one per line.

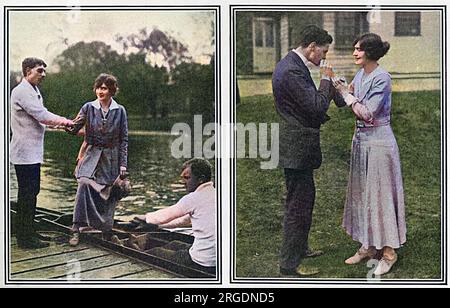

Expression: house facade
xmin=236 ymin=10 xmax=441 ymax=93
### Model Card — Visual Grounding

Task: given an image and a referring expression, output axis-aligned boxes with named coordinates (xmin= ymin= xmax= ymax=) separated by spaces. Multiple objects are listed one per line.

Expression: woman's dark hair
xmin=298 ymin=25 xmax=333 ymax=48
xmin=182 ymin=158 xmax=212 ymax=183
xmin=22 ymin=57 xmax=47 ymax=76
xmin=353 ymin=33 xmax=390 ymax=61
xmin=93 ymin=73 xmax=119 ymax=96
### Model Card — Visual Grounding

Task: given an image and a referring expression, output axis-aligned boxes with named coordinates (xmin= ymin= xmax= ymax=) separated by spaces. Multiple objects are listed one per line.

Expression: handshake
xmin=61 ymin=118 xmax=74 ymax=127
xmin=48 ymin=117 xmax=74 ymax=130
xmin=319 ymin=60 xmax=356 ymax=106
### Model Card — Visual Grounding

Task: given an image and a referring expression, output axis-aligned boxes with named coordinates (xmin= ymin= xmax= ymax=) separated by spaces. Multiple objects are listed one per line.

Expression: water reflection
xmin=9 ymin=130 xmax=213 ymax=219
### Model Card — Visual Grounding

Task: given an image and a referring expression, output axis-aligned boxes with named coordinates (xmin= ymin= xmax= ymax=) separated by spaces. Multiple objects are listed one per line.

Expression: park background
xmin=234 ymin=9 xmax=443 ymax=280
xmin=8 ymin=9 xmax=217 ymax=221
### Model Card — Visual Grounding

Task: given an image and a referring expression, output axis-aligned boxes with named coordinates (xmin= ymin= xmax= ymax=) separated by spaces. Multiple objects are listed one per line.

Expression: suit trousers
xmin=280 ymin=168 xmax=315 ymax=270
xmin=14 ymin=164 xmax=41 ymax=241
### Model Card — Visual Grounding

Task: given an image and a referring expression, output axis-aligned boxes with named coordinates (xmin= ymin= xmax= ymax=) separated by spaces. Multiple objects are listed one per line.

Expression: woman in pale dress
xmin=332 ymin=33 xmax=406 ymax=275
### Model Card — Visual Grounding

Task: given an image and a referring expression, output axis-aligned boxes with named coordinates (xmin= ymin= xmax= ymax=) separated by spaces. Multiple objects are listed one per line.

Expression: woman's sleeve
xmin=351 ymin=102 xmax=373 ymax=122
xmin=68 ymin=104 xmax=88 ymax=135
xmin=119 ymin=107 xmax=128 ymax=168
xmin=351 ymin=74 xmax=391 ymax=122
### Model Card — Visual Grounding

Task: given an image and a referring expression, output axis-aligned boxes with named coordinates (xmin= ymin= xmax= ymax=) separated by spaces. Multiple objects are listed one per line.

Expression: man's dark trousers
xmin=280 ymin=168 xmax=315 ymax=270
xmin=14 ymin=164 xmax=41 ymax=243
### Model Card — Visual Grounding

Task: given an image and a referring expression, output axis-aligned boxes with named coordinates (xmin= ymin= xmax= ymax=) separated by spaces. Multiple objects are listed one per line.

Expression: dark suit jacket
xmin=272 ymin=51 xmax=345 ymax=170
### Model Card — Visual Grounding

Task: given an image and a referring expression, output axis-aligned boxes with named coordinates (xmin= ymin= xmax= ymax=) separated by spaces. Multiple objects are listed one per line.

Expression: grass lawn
xmin=235 ymin=91 xmax=442 ymax=279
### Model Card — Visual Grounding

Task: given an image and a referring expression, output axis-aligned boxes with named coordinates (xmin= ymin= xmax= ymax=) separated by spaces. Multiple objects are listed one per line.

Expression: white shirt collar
xmin=292 ymin=49 xmax=309 ymax=66
xmin=91 ymin=98 xmax=119 ymax=110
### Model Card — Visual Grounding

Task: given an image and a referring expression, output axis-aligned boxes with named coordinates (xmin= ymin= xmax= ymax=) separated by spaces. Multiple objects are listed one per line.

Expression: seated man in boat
xmin=134 ymin=157 xmax=216 ymax=276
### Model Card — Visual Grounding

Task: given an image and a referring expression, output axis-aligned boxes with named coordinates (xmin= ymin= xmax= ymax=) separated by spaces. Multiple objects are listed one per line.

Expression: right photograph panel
xmin=232 ymin=6 xmax=444 ymax=283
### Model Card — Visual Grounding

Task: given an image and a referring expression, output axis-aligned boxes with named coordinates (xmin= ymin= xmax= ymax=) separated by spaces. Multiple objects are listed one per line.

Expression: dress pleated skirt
xmin=342 ymin=125 xmax=407 ymax=249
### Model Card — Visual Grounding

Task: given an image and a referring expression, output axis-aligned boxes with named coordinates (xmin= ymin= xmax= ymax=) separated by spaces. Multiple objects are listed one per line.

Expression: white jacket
xmin=10 ymin=79 xmax=67 ymax=164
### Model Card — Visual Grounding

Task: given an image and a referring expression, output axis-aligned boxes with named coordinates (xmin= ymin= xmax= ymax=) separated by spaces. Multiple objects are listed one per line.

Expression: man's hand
xmin=133 ymin=215 xmax=146 ymax=222
xmin=61 ymin=118 xmax=74 ymax=127
xmin=320 ymin=60 xmax=334 ymax=80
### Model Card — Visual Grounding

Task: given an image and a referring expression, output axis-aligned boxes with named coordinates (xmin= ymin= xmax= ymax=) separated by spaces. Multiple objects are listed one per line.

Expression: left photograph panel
xmin=5 ymin=6 xmax=220 ymax=284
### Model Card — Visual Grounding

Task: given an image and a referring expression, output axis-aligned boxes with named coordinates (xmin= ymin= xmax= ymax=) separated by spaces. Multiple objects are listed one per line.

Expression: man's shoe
xmin=69 ymin=232 xmax=80 ymax=247
xmin=102 ymin=231 xmax=113 ymax=241
xmin=305 ymin=248 xmax=324 ymax=258
xmin=17 ymin=237 xmax=50 ymax=249
xmin=280 ymin=265 xmax=319 ymax=277
xmin=373 ymin=254 xmax=398 ymax=276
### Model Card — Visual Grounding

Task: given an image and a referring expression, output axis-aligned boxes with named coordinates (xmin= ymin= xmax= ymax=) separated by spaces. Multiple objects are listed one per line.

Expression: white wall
xmin=370 ymin=11 xmax=441 ymax=74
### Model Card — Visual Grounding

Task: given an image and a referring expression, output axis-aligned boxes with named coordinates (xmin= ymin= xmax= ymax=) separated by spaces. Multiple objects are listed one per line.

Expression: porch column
xmin=322 ymin=12 xmax=335 ymax=52
xmin=280 ymin=14 xmax=289 ymax=57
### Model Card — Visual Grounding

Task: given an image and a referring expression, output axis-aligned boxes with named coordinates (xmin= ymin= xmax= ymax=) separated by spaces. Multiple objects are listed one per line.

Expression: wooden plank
xmin=76 ymin=261 xmax=154 ymax=279
xmin=12 ymin=254 xmax=130 ymax=280
xmin=115 ymin=268 xmax=175 ymax=279
xmin=11 ymin=247 xmax=110 ymax=275
xmin=11 ymin=242 xmax=90 ymax=263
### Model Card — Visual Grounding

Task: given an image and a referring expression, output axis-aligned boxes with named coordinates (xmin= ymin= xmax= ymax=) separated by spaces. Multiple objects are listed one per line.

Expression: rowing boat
xmin=9 ymin=202 xmax=216 ymax=279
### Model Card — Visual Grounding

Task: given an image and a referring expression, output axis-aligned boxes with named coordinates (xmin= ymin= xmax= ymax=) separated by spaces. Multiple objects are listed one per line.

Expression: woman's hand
xmin=348 ymin=82 xmax=354 ymax=94
xmin=332 ymin=76 xmax=358 ymax=106
xmin=332 ymin=76 xmax=348 ymax=94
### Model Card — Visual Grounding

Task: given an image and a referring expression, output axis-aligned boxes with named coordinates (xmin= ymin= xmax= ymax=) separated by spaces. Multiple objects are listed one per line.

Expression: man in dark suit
xmin=272 ymin=25 xmax=345 ymax=277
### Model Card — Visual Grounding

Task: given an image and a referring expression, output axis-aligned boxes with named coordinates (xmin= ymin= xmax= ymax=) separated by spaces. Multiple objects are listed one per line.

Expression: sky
xmin=8 ymin=9 xmax=215 ymax=72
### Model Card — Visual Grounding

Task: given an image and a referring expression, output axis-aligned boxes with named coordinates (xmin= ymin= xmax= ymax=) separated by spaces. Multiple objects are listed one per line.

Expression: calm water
xmin=9 ymin=130 xmax=208 ymax=220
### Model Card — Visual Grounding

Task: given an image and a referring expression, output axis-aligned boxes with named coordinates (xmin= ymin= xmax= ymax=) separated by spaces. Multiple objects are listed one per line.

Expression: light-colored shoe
xmin=373 ymin=254 xmax=398 ymax=276
xmin=110 ymin=235 xmax=122 ymax=245
xmin=345 ymin=247 xmax=377 ymax=265
xmin=69 ymin=232 xmax=80 ymax=247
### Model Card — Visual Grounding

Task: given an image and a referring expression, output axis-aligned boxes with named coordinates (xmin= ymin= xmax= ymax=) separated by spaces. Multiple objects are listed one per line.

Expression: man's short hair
xmin=297 ymin=25 xmax=333 ymax=48
xmin=22 ymin=57 xmax=47 ymax=76
xmin=182 ymin=158 xmax=212 ymax=183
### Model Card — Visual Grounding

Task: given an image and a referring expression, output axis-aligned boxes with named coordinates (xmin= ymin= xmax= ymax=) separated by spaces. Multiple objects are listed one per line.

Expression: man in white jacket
xmin=11 ymin=57 xmax=73 ymax=249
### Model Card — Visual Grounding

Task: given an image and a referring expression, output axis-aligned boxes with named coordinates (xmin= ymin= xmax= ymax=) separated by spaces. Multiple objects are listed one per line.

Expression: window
xmin=395 ymin=12 xmax=421 ymax=36
xmin=253 ymin=18 xmax=275 ymax=48
xmin=334 ymin=12 xmax=369 ymax=50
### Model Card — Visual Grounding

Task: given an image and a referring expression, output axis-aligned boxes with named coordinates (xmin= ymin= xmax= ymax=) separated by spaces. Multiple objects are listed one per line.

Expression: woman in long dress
xmin=67 ymin=73 xmax=128 ymax=246
xmin=333 ymin=33 xmax=406 ymax=275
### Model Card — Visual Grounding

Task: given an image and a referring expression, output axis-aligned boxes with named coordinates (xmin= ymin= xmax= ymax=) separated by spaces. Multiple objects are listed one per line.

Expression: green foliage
xmin=235 ymin=12 xmax=254 ymax=75
xmin=172 ymin=61 xmax=215 ymax=124
xmin=236 ymin=91 xmax=441 ymax=279
xmin=12 ymin=34 xmax=214 ymax=128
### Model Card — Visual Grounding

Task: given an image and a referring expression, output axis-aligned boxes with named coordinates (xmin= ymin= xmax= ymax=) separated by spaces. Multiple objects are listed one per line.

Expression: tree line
xmin=10 ymin=28 xmax=215 ymax=129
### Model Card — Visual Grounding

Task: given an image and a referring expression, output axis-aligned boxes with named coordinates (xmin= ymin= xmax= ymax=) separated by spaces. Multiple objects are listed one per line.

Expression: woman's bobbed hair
xmin=353 ymin=33 xmax=390 ymax=61
xmin=93 ymin=73 xmax=119 ymax=96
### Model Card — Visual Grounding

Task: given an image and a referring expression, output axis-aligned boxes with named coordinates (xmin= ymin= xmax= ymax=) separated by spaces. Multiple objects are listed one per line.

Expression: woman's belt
xmin=87 ymin=141 xmax=118 ymax=148
xmin=356 ymin=117 xmax=390 ymax=128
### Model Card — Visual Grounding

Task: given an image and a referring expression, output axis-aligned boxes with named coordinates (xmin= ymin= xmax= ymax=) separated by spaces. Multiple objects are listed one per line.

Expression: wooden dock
xmin=9 ymin=233 xmax=176 ymax=280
